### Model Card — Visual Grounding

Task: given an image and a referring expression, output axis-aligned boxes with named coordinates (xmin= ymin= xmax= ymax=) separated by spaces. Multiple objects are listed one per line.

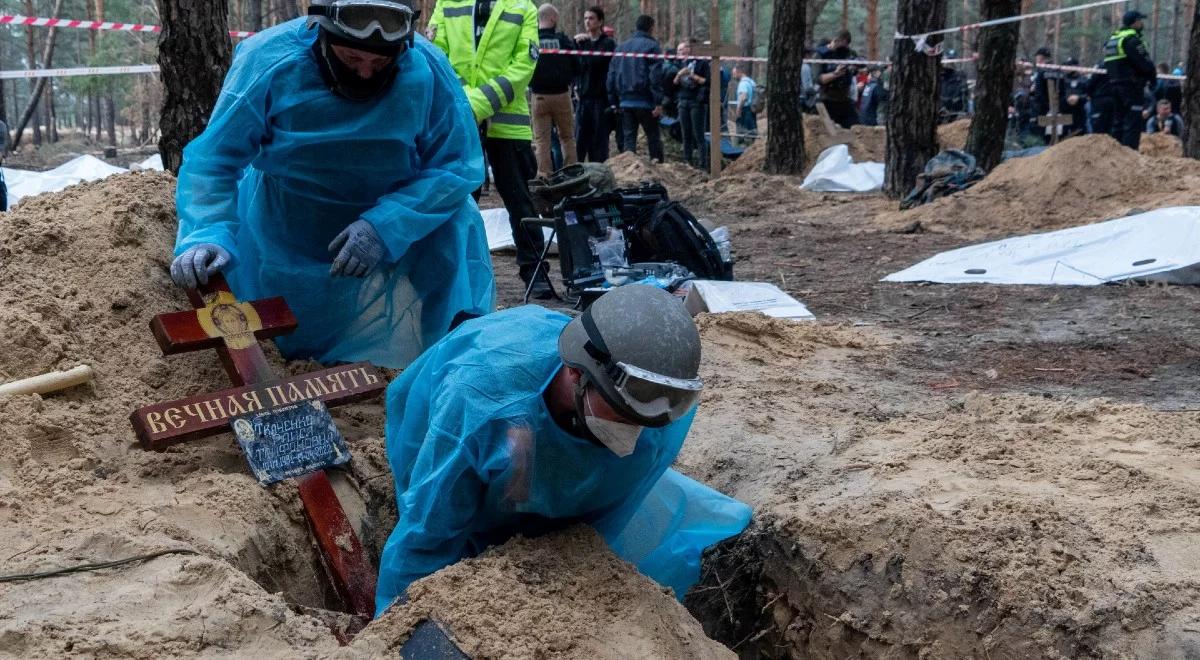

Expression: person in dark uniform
xmin=573 ymin=6 xmax=617 ymax=163
xmin=1091 ymin=10 xmax=1156 ymax=149
xmin=816 ymin=30 xmax=859 ymax=128
xmin=1061 ymin=57 xmax=1090 ymax=136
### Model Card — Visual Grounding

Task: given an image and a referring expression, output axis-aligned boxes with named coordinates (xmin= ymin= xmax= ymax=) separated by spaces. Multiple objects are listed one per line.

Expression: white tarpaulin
xmin=685 ymin=280 xmax=816 ymax=320
xmin=883 ymin=207 xmax=1200 ymax=285
xmin=800 ymin=145 xmax=885 ymax=193
xmin=481 ymin=206 xmax=555 ymax=252
xmin=130 ymin=153 xmax=164 ymax=171
xmin=4 ymin=155 xmax=127 ymax=207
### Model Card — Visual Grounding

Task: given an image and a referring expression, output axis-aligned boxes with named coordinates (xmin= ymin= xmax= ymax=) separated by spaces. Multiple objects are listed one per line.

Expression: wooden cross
xmin=1037 ymin=77 xmax=1073 ymax=145
xmin=130 ymin=273 xmax=383 ymax=619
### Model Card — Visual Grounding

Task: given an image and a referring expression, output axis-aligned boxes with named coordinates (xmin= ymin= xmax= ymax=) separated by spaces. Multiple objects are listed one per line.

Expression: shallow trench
xmin=683 ymin=518 xmax=1045 ymax=660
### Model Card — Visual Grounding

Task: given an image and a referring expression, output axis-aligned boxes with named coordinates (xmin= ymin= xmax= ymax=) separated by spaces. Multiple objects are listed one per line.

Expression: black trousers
xmin=620 ymin=107 xmax=664 ymax=163
xmin=823 ymin=98 xmax=860 ymax=129
xmin=1091 ymin=86 xmax=1144 ymax=150
xmin=678 ymin=99 xmax=708 ymax=168
xmin=575 ymin=97 xmax=611 ymax=163
xmin=478 ymin=135 xmax=543 ymax=275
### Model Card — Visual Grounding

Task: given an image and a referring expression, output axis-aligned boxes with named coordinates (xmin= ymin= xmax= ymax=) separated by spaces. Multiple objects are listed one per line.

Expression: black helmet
xmin=1122 ymin=9 xmax=1147 ymax=27
xmin=558 ymin=285 xmax=702 ymax=427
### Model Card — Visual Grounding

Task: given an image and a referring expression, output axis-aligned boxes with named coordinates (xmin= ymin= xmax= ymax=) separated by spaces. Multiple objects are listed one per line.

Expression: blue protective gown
xmin=175 ymin=19 xmax=494 ymax=368
xmin=375 ymin=305 xmax=752 ymax=615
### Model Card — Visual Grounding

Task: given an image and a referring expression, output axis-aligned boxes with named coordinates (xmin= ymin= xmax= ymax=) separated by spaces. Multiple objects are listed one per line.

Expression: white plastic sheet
xmin=130 ymin=153 xmax=164 ymax=171
xmin=800 ymin=145 xmax=885 ymax=193
xmin=883 ymin=206 xmax=1200 ymax=285
xmin=481 ymin=206 xmax=555 ymax=252
xmin=4 ymin=155 xmax=127 ymax=207
xmin=686 ymin=280 xmax=816 ymax=320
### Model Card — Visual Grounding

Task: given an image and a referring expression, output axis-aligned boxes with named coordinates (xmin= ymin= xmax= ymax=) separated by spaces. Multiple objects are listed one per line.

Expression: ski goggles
xmin=579 ymin=308 xmax=702 ymax=424
xmin=609 ymin=361 xmax=703 ymax=423
xmin=309 ymin=0 xmax=415 ymax=42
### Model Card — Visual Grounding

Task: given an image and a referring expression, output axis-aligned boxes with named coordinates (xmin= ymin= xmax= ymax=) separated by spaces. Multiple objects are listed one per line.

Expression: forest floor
xmin=0 ymin=129 xmax=1198 ymax=659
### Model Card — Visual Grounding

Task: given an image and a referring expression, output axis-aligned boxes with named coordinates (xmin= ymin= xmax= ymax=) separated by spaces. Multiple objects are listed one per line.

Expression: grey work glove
xmin=328 ymin=219 xmax=385 ymax=278
xmin=170 ymin=243 xmax=232 ymax=289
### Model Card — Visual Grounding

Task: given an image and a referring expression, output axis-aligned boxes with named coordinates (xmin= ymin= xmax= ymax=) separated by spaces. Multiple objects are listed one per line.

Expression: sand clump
xmin=345 ymin=527 xmax=733 ymax=660
xmin=877 ymin=133 xmax=1200 ymax=237
xmin=678 ymin=312 xmax=1200 ymax=657
xmin=1139 ymin=131 xmax=1183 ymax=158
xmin=937 ymin=118 xmax=971 ymax=151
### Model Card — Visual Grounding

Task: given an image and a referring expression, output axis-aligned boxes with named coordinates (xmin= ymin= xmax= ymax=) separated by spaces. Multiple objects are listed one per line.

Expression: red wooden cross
xmin=131 ymin=273 xmax=381 ymax=619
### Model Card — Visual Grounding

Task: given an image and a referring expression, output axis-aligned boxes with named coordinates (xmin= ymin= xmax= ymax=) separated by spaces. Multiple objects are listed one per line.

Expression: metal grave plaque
xmin=232 ymin=399 xmax=350 ymax=485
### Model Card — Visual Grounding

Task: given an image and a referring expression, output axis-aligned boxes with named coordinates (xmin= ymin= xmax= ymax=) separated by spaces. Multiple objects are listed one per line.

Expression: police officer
xmin=429 ymin=0 xmax=553 ymax=298
xmin=1091 ymin=10 xmax=1156 ymax=149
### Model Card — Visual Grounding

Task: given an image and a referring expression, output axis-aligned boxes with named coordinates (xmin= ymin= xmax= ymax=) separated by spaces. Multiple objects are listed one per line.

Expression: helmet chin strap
xmin=313 ymin=29 xmax=402 ymax=102
xmin=572 ymin=373 xmax=604 ymax=445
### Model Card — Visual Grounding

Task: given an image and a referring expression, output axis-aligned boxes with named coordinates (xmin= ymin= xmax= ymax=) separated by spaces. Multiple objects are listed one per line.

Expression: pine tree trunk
xmin=737 ymin=0 xmax=755 ymax=76
xmin=866 ymin=0 xmax=879 ymax=60
xmin=24 ymin=0 xmax=41 ymax=146
xmin=804 ymin=0 xmax=830 ymax=45
xmin=12 ymin=0 xmax=64 ymax=150
xmin=46 ymin=83 xmax=57 ymax=143
xmin=248 ymin=0 xmax=264 ymax=31
xmin=104 ymin=90 xmax=116 ymax=146
xmin=884 ymin=0 xmax=947 ymax=197
xmin=765 ymin=0 xmax=806 ymax=175
xmin=157 ymin=0 xmax=233 ymax=174
xmin=966 ymin=0 xmax=1020 ymax=172
xmin=1181 ymin=1 xmax=1200 ymax=157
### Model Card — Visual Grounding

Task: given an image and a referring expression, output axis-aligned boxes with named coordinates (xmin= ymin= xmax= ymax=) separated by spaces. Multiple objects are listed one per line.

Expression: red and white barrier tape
xmin=0 ymin=14 xmax=256 ymax=38
xmin=539 ymin=48 xmax=894 ymax=67
xmin=0 ymin=63 xmax=158 ymax=79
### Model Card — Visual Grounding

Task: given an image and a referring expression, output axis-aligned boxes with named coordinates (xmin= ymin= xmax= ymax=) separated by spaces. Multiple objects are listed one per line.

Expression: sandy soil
xmin=344 ymin=527 xmax=732 ymax=659
xmin=7 ymin=126 xmax=1200 ymax=659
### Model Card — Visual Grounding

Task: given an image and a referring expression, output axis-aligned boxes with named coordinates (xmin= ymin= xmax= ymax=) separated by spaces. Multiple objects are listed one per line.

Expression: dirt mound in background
xmin=348 ymin=527 xmax=733 ymax=659
xmin=876 ymin=134 xmax=1200 ymax=237
xmin=722 ymin=116 xmax=886 ymax=178
xmin=937 ymin=118 xmax=971 ymax=151
xmin=681 ymin=313 xmax=1200 ymax=658
xmin=1140 ymin=132 xmax=1183 ymax=158
xmin=607 ymin=151 xmax=700 ymax=191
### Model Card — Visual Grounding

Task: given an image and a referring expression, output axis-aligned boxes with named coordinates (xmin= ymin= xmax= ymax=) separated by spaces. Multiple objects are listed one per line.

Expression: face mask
xmin=313 ymin=30 xmax=400 ymax=102
xmin=583 ymin=393 xmax=643 ymax=457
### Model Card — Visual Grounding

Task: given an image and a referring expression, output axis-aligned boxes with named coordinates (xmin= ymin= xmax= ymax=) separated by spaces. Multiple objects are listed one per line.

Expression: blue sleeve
xmin=174 ymin=42 xmax=281 ymax=261
xmin=607 ymin=56 xmax=620 ymax=107
xmin=375 ymin=411 xmax=486 ymax=615
xmin=360 ymin=41 xmax=485 ymax=262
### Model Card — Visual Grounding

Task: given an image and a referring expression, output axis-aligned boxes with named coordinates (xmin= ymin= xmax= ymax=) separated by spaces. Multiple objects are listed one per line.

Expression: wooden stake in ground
xmin=885 ymin=0 xmax=948 ymax=198
xmin=157 ymin=0 xmax=233 ymax=174
xmin=1184 ymin=0 xmax=1200 ymax=158
xmin=130 ymin=274 xmax=384 ymax=618
xmin=707 ymin=0 xmax=724 ymax=177
xmin=1037 ymin=77 xmax=1072 ymax=145
xmin=764 ymin=0 xmax=806 ymax=175
xmin=966 ymin=0 xmax=1020 ymax=172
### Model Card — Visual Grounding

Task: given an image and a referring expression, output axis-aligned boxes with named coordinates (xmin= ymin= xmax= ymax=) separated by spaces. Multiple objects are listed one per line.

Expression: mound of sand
xmin=680 ymin=313 xmax=1200 ymax=658
xmin=937 ymin=118 xmax=971 ymax=151
xmin=1139 ymin=132 xmax=1183 ymax=158
xmin=0 ymin=173 xmax=730 ymax=658
xmin=721 ymin=115 xmax=886 ymax=178
xmin=348 ymin=527 xmax=733 ymax=659
xmin=607 ymin=151 xmax=702 ymax=192
xmin=877 ymin=134 xmax=1200 ymax=237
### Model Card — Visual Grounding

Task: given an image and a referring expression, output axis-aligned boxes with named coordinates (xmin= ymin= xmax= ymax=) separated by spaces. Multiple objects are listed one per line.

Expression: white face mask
xmin=583 ymin=394 xmax=644 ymax=457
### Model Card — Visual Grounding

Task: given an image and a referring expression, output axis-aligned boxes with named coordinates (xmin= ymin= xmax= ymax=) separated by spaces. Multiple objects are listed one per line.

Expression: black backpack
xmin=628 ymin=200 xmax=733 ymax=280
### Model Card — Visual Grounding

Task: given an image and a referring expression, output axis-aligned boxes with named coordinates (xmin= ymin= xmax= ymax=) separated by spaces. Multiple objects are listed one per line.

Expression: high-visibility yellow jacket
xmin=429 ymin=0 xmax=539 ymax=140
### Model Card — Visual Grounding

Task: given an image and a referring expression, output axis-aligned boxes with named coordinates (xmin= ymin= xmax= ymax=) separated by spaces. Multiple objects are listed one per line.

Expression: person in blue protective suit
xmin=170 ymin=0 xmax=494 ymax=368
xmin=375 ymin=284 xmax=752 ymax=615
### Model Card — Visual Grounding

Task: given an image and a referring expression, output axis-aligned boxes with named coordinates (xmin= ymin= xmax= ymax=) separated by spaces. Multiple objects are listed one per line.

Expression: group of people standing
xmin=1016 ymin=9 xmax=1184 ymax=150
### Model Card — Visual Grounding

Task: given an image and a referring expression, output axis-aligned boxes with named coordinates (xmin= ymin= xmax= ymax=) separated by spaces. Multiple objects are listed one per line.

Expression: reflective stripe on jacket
xmin=430 ymin=0 xmax=538 ymax=139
